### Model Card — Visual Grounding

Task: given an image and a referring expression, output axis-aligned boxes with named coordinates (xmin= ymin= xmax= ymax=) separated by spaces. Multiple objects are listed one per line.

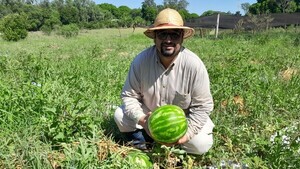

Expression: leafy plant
xmin=0 ymin=14 xmax=28 ymax=41
xmin=57 ymin=24 xmax=80 ymax=38
xmin=0 ymin=28 xmax=299 ymax=168
xmin=41 ymin=105 xmax=99 ymax=146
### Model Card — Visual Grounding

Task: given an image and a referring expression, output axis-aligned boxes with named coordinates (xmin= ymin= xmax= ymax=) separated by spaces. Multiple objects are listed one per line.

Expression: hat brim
xmin=144 ymin=26 xmax=195 ymax=39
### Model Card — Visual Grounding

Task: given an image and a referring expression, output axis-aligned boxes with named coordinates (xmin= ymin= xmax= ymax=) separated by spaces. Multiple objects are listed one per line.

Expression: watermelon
xmin=148 ymin=105 xmax=188 ymax=144
xmin=125 ymin=151 xmax=153 ymax=168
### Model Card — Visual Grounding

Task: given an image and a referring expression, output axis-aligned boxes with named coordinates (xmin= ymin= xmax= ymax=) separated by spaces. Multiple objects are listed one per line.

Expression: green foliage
xmin=1 ymin=0 xmax=300 ymax=33
xmin=141 ymin=5 xmax=157 ymax=24
xmin=41 ymin=105 xmax=99 ymax=145
xmin=201 ymin=10 xmax=233 ymax=16
xmin=0 ymin=28 xmax=299 ymax=168
xmin=38 ymin=8 xmax=61 ymax=35
xmin=163 ymin=0 xmax=189 ymax=11
xmin=59 ymin=5 xmax=80 ymax=25
xmin=40 ymin=11 xmax=62 ymax=35
xmin=151 ymin=144 xmax=193 ymax=168
xmin=24 ymin=5 xmax=44 ymax=31
xmin=266 ymin=124 xmax=300 ymax=168
xmin=0 ymin=13 xmax=28 ymax=41
xmin=57 ymin=24 xmax=80 ymax=38
xmin=249 ymin=0 xmax=299 ymax=14
xmin=60 ymin=138 xmax=100 ymax=168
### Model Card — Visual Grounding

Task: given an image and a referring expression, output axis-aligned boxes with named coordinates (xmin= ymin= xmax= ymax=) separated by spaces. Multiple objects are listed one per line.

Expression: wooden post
xmin=215 ymin=14 xmax=220 ymax=38
xmin=200 ymin=28 xmax=203 ymax=38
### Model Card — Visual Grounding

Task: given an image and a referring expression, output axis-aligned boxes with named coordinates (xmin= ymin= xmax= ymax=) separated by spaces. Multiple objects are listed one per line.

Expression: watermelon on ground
xmin=148 ymin=105 xmax=188 ymax=144
xmin=125 ymin=151 xmax=153 ymax=168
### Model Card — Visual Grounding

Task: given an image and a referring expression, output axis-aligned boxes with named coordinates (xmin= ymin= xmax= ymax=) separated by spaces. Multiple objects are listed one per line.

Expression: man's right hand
xmin=138 ymin=112 xmax=152 ymax=137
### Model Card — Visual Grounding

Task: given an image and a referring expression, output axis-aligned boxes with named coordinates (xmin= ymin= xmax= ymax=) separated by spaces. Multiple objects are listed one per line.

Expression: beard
xmin=160 ymin=42 xmax=178 ymax=57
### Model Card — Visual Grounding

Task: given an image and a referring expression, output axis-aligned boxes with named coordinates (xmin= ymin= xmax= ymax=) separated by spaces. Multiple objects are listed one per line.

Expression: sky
xmin=94 ymin=0 xmax=257 ymax=15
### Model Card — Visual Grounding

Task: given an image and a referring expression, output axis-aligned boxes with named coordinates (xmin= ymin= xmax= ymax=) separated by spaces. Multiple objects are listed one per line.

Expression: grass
xmin=0 ymin=27 xmax=299 ymax=168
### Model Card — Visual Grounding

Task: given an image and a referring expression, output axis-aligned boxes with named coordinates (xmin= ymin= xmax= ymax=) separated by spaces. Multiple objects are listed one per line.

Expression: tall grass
xmin=0 ymin=27 xmax=299 ymax=168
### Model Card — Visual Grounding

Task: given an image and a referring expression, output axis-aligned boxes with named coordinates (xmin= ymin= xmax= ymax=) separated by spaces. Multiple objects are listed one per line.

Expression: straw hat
xmin=144 ymin=8 xmax=195 ymax=39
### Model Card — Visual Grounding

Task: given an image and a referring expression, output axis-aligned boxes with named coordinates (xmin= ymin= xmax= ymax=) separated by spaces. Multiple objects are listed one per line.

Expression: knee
xmin=193 ymin=136 xmax=213 ymax=155
xmin=114 ymin=106 xmax=124 ymax=124
xmin=182 ymin=133 xmax=214 ymax=155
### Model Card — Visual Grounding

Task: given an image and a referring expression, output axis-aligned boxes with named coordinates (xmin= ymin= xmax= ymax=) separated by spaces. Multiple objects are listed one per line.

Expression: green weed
xmin=0 ymin=28 xmax=299 ymax=168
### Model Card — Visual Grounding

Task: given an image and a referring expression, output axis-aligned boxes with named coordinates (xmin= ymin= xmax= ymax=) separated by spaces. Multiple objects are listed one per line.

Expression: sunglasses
xmin=156 ymin=31 xmax=182 ymax=40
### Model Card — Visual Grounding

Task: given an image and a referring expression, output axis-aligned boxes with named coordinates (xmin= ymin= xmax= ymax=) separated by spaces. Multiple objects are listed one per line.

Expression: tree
xmin=74 ymin=0 xmax=90 ymax=23
xmin=118 ymin=6 xmax=133 ymax=27
xmin=235 ymin=11 xmax=242 ymax=16
xmin=241 ymin=2 xmax=250 ymax=15
xmin=130 ymin=8 xmax=142 ymax=18
xmin=39 ymin=0 xmax=50 ymax=8
xmin=248 ymin=0 xmax=299 ymax=14
xmin=51 ymin=0 xmax=64 ymax=9
xmin=97 ymin=5 xmax=113 ymax=20
xmin=141 ymin=0 xmax=157 ymax=24
xmin=0 ymin=13 xmax=28 ymax=41
xmin=141 ymin=6 xmax=157 ymax=24
xmin=178 ymin=9 xmax=189 ymax=20
xmin=201 ymin=10 xmax=230 ymax=16
xmin=249 ymin=0 xmax=280 ymax=14
xmin=201 ymin=10 xmax=217 ymax=16
xmin=185 ymin=12 xmax=199 ymax=20
xmin=0 ymin=4 xmax=12 ymax=18
xmin=0 ymin=0 xmax=198 ymax=31
xmin=118 ymin=5 xmax=131 ymax=17
xmin=21 ymin=4 xmax=42 ymax=31
xmin=98 ymin=3 xmax=119 ymax=18
xmin=40 ymin=9 xmax=61 ymax=35
xmin=59 ymin=5 xmax=79 ymax=24
xmin=143 ymin=0 xmax=156 ymax=7
xmin=163 ymin=0 xmax=189 ymax=11
xmin=246 ymin=13 xmax=274 ymax=32
xmin=276 ymin=0 xmax=297 ymax=12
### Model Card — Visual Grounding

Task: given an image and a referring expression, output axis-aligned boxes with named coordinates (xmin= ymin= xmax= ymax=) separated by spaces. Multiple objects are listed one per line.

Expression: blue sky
xmin=94 ymin=0 xmax=257 ymax=15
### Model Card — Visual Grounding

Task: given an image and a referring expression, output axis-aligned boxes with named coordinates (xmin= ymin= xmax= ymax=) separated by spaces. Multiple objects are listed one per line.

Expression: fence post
xmin=215 ymin=14 xmax=220 ymax=38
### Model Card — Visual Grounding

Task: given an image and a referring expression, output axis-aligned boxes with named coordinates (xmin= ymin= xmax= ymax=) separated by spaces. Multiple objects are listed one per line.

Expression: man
xmin=114 ymin=8 xmax=214 ymax=155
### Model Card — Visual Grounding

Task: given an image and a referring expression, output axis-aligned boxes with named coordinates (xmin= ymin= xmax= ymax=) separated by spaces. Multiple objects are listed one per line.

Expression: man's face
xmin=154 ymin=29 xmax=183 ymax=58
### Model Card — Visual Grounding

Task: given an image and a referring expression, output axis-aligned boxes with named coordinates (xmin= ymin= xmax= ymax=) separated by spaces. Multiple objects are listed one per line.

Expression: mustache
xmin=161 ymin=42 xmax=176 ymax=47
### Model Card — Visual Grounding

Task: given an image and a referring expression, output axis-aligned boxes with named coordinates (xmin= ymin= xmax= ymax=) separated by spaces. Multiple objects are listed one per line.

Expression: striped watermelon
xmin=148 ymin=105 xmax=188 ymax=144
xmin=125 ymin=151 xmax=153 ymax=168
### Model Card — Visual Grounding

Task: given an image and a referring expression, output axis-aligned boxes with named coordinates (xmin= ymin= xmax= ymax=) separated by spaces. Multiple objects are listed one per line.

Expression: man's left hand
xmin=176 ymin=134 xmax=189 ymax=144
xmin=161 ymin=134 xmax=189 ymax=146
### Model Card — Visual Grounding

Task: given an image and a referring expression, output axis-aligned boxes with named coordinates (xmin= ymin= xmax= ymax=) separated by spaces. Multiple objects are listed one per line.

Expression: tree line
xmin=0 ymin=0 xmax=200 ymax=32
xmin=0 ymin=0 xmax=300 ymax=41
xmin=248 ymin=0 xmax=300 ymax=14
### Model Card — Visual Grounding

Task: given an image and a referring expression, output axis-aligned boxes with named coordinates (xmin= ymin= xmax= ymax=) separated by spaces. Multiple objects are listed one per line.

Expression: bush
xmin=57 ymin=24 xmax=80 ymax=38
xmin=40 ymin=13 xmax=62 ymax=36
xmin=0 ymin=14 xmax=28 ymax=41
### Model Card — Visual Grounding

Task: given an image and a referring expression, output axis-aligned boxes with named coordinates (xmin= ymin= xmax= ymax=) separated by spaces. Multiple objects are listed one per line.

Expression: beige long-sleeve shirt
xmin=121 ymin=45 xmax=214 ymax=140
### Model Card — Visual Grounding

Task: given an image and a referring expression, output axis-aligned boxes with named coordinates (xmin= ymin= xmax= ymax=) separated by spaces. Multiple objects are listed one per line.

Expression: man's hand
xmin=161 ymin=134 xmax=189 ymax=146
xmin=138 ymin=112 xmax=152 ymax=136
xmin=176 ymin=134 xmax=189 ymax=144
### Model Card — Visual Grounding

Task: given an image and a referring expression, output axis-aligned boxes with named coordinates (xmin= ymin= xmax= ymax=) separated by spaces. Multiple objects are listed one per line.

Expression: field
xmin=0 ymin=27 xmax=299 ymax=168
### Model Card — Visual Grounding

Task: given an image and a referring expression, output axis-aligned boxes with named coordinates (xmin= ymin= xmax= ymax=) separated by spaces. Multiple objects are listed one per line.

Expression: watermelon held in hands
xmin=148 ymin=105 xmax=188 ymax=144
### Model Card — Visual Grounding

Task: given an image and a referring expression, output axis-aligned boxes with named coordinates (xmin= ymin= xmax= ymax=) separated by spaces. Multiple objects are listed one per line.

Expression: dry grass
xmin=279 ymin=67 xmax=298 ymax=81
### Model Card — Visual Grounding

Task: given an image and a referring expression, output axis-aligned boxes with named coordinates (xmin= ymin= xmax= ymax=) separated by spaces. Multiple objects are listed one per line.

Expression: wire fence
xmin=186 ymin=13 xmax=300 ymax=30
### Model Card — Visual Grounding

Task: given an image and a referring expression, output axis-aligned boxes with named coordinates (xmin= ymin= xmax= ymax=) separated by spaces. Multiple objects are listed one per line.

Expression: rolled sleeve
xmin=121 ymin=56 xmax=145 ymax=124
